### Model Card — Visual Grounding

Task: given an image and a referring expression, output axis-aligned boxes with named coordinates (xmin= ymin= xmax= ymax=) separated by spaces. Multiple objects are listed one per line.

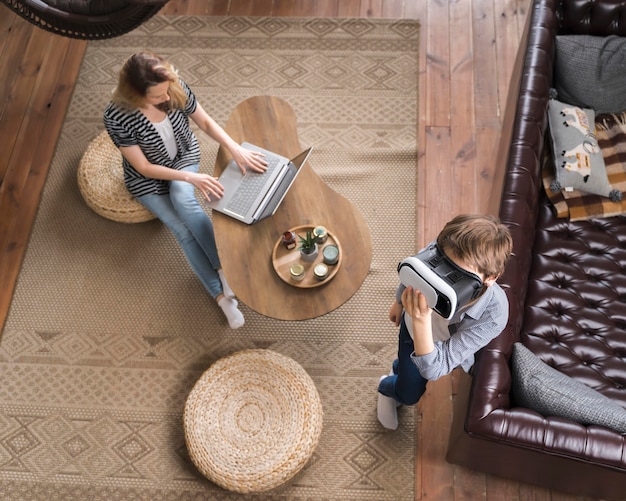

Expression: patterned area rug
xmin=0 ymin=16 xmax=419 ymax=500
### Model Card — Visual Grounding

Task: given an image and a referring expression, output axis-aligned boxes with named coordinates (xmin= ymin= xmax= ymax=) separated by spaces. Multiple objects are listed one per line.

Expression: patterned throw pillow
xmin=547 ymin=96 xmax=621 ymax=201
xmin=511 ymin=343 xmax=626 ymax=434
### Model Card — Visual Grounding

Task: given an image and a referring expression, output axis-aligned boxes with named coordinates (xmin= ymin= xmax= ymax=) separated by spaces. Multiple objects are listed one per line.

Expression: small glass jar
xmin=290 ymin=263 xmax=305 ymax=281
xmin=313 ymin=226 xmax=328 ymax=244
xmin=322 ymin=244 xmax=339 ymax=265
xmin=313 ymin=263 xmax=329 ymax=281
xmin=282 ymin=231 xmax=297 ymax=250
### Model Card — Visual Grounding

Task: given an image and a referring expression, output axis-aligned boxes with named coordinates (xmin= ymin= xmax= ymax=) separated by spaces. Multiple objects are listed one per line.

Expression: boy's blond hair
xmin=112 ymin=52 xmax=188 ymax=111
xmin=436 ymin=214 xmax=512 ymax=279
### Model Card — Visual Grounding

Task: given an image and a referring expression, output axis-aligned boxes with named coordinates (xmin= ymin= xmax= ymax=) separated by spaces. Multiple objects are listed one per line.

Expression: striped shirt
xmin=407 ymin=282 xmax=508 ymax=379
xmin=103 ymin=79 xmax=200 ymax=196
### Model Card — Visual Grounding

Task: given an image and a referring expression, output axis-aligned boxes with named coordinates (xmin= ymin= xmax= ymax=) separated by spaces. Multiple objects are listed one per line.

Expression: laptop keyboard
xmin=225 ymin=154 xmax=282 ymax=216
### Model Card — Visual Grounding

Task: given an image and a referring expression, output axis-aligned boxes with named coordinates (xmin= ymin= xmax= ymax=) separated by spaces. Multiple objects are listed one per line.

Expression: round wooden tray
xmin=272 ymin=225 xmax=342 ymax=288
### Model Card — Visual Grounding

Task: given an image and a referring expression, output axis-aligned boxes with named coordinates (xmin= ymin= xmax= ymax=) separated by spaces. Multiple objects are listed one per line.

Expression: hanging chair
xmin=1 ymin=0 xmax=169 ymax=40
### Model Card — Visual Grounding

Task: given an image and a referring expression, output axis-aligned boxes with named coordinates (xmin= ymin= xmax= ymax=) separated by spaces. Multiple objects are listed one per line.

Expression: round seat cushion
xmin=77 ymin=130 xmax=155 ymax=223
xmin=183 ymin=349 xmax=323 ymax=493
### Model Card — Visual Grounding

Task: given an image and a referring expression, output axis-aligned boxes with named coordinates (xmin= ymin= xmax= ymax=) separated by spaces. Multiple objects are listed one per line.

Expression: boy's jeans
xmin=378 ymin=316 xmax=428 ymax=405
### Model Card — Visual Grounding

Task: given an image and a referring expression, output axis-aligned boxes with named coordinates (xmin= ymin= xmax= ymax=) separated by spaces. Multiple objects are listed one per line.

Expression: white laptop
xmin=209 ymin=142 xmax=313 ymax=224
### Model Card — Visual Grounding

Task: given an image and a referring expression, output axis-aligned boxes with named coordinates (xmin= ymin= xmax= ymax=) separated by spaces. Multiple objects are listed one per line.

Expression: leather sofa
xmin=445 ymin=1 xmax=626 ymax=499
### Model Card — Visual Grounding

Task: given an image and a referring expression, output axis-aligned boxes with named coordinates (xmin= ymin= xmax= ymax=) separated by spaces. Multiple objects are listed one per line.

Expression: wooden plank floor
xmin=0 ymin=0 xmax=597 ymax=499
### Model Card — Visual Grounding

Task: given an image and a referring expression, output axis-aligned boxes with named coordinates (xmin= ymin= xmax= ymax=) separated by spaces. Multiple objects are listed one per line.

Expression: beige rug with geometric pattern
xmin=0 ymin=16 xmax=419 ymax=500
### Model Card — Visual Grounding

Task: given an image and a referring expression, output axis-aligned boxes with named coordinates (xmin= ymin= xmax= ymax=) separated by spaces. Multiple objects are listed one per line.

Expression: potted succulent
xmin=298 ymin=230 xmax=319 ymax=262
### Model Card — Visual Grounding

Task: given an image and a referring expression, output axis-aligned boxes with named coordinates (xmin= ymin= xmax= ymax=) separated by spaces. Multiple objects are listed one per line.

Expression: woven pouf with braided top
xmin=77 ymin=130 xmax=155 ymax=223
xmin=183 ymin=349 xmax=323 ymax=493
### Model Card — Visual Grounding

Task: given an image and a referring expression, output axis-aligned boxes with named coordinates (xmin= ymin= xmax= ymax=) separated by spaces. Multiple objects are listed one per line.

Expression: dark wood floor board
xmin=293 ymin=0 xmax=338 ymax=17
xmin=159 ymin=0 xmax=228 ymax=15
xmin=414 ymin=0 xmax=427 ymax=250
xmin=422 ymin=126 xmax=455 ymax=240
xmin=472 ymin=0 xmax=501 ymax=130
xmin=417 ymin=377 xmax=456 ymax=500
xmin=359 ymin=0 xmax=383 ymax=18
xmin=0 ymin=17 xmax=35 ymax=175
xmin=381 ymin=0 xmax=405 ymax=18
xmin=272 ymin=0 xmax=297 ymax=17
xmin=0 ymin=23 xmax=52 ymax=182
xmin=485 ymin=474 xmax=521 ymax=501
xmin=494 ymin=0 xmax=525 ymax=121
xmin=227 ymin=0 xmax=259 ymax=16
xmin=449 ymin=0 xmax=478 ymax=216
xmin=424 ymin=0 xmax=451 ymax=128
xmin=0 ymin=11 xmax=21 ymax=83
xmin=337 ymin=0 xmax=361 ymax=17
xmin=475 ymin=126 xmax=500 ymax=214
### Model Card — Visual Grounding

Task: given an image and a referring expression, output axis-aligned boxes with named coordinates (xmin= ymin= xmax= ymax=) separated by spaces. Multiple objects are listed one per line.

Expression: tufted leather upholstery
xmin=446 ymin=1 xmax=626 ymax=499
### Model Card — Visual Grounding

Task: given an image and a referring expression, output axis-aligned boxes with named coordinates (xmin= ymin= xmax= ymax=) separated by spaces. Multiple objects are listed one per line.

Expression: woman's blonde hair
xmin=436 ymin=214 xmax=513 ymax=279
xmin=112 ymin=52 xmax=188 ymax=111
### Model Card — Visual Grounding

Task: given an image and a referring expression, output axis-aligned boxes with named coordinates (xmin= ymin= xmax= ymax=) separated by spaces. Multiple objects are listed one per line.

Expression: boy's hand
xmin=401 ymin=286 xmax=432 ymax=326
xmin=402 ymin=286 xmax=435 ymax=356
xmin=389 ymin=302 xmax=403 ymax=326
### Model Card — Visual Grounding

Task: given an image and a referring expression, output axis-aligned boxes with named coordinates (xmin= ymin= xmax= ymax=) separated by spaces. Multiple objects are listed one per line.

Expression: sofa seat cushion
xmin=520 ymin=196 xmax=626 ymax=408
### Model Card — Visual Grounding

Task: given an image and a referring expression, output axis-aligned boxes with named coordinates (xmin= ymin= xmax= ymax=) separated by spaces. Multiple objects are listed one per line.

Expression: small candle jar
xmin=282 ymin=231 xmax=297 ymax=250
xmin=313 ymin=226 xmax=328 ymax=244
xmin=290 ymin=263 xmax=305 ymax=281
xmin=313 ymin=263 xmax=329 ymax=281
xmin=322 ymin=244 xmax=339 ymax=265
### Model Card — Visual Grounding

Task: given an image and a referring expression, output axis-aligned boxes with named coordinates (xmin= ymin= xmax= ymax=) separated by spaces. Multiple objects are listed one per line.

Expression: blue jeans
xmin=378 ymin=316 xmax=428 ymax=405
xmin=137 ymin=165 xmax=223 ymax=299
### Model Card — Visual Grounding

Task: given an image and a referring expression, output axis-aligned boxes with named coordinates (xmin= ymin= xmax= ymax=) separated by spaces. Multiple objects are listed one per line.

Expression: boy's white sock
xmin=218 ymin=269 xmax=235 ymax=298
xmin=218 ymin=296 xmax=244 ymax=329
xmin=377 ymin=376 xmax=399 ymax=430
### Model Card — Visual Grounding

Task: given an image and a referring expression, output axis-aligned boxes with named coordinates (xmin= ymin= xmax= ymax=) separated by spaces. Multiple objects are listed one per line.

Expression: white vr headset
xmin=397 ymin=243 xmax=483 ymax=320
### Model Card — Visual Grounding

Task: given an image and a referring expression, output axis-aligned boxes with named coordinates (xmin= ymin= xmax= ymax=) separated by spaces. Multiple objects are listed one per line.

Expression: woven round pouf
xmin=77 ymin=130 xmax=155 ymax=223
xmin=183 ymin=349 xmax=323 ymax=493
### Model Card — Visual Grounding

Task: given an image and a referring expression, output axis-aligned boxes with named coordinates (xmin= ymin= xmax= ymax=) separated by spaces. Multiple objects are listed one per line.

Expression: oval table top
xmin=212 ymin=95 xmax=372 ymax=320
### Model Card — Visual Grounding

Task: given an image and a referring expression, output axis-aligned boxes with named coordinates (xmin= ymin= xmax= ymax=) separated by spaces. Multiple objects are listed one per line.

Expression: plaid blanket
xmin=543 ymin=111 xmax=626 ymax=221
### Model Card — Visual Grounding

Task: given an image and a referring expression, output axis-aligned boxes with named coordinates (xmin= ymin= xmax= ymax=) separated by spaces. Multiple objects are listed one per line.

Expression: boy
xmin=377 ymin=214 xmax=513 ymax=430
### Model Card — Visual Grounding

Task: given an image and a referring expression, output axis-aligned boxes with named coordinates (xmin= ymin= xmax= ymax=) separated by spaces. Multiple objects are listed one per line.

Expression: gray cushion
xmin=554 ymin=35 xmax=626 ymax=114
xmin=511 ymin=343 xmax=626 ymax=434
xmin=547 ymin=97 xmax=621 ymax=201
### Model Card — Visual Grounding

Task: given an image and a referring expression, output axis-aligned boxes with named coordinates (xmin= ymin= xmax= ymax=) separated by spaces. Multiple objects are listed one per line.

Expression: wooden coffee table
xmin=212 ymin=96 xmax=372 ymax=320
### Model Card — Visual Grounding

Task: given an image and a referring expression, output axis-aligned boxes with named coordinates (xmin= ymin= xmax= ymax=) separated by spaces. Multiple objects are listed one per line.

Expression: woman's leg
xmin=137 ymin=192 xmax=244 ymax=329
xmin=137 ymin=192 xmax=222 ymax=297
xmin=168 ymin=165 xmax=221 ymax=269
xmin=169 ymin=165 xmax=237 ymax=298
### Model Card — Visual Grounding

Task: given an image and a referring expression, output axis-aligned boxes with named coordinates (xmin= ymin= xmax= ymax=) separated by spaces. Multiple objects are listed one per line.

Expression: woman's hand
xmin=230 ymin=144 xmax=268 ymax=174
xmin=389 ymin=301 xmax=403 ymax=326
xmin=186 ymin=171 xmax=225 ymax=201
xmin=189 ymin=104 xmax=268 ymax=175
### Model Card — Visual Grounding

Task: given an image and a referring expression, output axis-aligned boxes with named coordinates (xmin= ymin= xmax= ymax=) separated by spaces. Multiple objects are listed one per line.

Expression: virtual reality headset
xmin=397 ymin=243 xmax=483 ymax=320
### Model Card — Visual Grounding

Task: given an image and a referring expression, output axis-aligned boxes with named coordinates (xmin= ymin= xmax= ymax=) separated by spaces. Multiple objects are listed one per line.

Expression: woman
xmin=103 ymin=52 xmax=267 ymax=329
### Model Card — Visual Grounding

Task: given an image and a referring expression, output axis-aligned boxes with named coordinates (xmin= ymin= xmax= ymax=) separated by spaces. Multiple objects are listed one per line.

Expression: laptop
xmin=209 ymin=142 xmax=313 ymax=224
